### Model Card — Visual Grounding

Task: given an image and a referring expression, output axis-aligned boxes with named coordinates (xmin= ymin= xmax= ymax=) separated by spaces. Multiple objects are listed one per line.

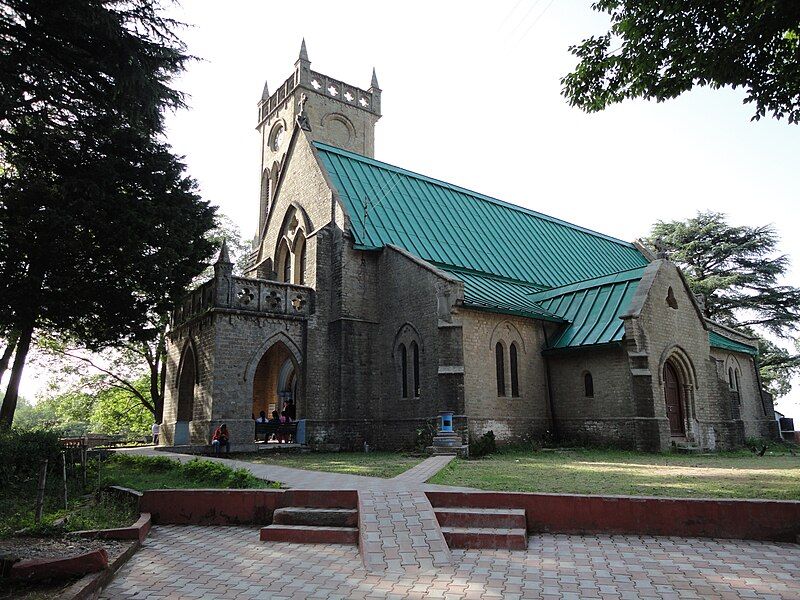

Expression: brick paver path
xmin=359 ymin=490 xmax=451 ymax=574
xmin=101 ymin=525 xmax=800 ymax=599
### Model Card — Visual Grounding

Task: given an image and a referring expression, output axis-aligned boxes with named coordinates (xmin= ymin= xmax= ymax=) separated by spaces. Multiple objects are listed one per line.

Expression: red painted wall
xmin=140 ymin=489 xmax=358 ymax=525
xmin=426 ymin=491 xmax=800 ymax=543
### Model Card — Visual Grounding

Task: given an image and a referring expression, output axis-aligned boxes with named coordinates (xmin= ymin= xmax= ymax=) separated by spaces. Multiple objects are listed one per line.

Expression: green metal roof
xmin=709 ymin=330 xmax=758 ymax=356
xmin=314 ymin=142 xmax=648 ymax=290
xmin=438 ymin=266 xmax=565 ymax=322
xmin=529 ymin=267 xmax=646 ymax=350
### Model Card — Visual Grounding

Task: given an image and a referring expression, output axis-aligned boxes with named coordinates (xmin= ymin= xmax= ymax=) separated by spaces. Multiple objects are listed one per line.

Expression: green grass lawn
xmin=100 ymin=453 xmax=277 ymax=490
xmin=238 ymin=451 xmax=424 ymax=478
xmin=1 ymin=454 xmax=274 ymax=539
xmin=428 ymin=449 xmax=800 ymax=500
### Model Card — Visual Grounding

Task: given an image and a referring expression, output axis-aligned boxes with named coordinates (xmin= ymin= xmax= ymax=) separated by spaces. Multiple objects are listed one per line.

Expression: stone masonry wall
xmin=547 ymin=345 xmax=637 ymax=448
xmin=461 ymin=309 xmax=551 ymax=444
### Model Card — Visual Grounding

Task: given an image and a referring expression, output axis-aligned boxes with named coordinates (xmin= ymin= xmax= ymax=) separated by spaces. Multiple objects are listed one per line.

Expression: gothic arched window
xmin=299 ymin=242 xmax=307 ymax=285
xmin=728 ymin=367 xmax=736 ymax=390
xmin=510 ymin=343 xmax=519 ymax=397
xmin=400 ymin=344 xmax=408 ymax=398
xmin=584 ymin=372 xmax=594 ymax=398
xmin=411 ymin=341 xmax=420 ymax=397
xmin=496 ymin=342 xmax=506 ymax=397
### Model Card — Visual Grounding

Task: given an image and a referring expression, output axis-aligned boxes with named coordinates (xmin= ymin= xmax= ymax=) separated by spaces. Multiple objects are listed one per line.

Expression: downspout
xmin=541 ymin=322 xmax=559 ymax=443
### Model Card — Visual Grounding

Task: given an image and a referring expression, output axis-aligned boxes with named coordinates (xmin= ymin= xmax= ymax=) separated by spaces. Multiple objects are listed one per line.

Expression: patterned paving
xmin=359 ymin=490 xmax=451 ymax=574
xmin=101 ymin=526 xmax=800 ymax=599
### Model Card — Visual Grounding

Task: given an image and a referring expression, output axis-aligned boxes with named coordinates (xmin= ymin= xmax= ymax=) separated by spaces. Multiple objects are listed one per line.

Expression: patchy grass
xmin=428 ymin=449 xmax=800 ymax=499
xmin=238 ymin=451 xmax=424 ymax=478
xmin=99 ymin=454 xmax=278 ymax=491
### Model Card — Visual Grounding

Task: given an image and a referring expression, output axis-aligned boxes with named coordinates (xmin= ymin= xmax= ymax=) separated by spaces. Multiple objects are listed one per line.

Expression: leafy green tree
xmin=648 ymin=211 xmax=800 ymax=397
xmin=37 ymin=216 xmax=246 ymax=424
xmin=89 ymin=378 xmax=152 ymax=437
xmin=562 ymin=1 xmax=800 ymax=123
xmin=0 ymin=0 xmax=217 ymax=426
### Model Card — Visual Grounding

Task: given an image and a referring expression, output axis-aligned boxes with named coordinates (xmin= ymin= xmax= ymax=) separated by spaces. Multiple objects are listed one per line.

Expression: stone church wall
xmin=624 ymin=261 xmax=747 ymax=450
xmin=710 ymin=347 xmax=777 ymax=440
xmin=546 ymin=345 xmax=637 ymax=448
xmin=461 ymin=309 xmax=551 ymax=444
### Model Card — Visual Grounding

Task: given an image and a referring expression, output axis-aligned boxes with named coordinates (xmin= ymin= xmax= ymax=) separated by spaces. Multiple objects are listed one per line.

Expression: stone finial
xmin=216 ymin=238 xmax=232 ymax=265
xmin=370 ymin=67 xmax=380 ymax=90
xmin=299 ymin=38 xmax=309 ymax=62
xmin=261 ymin=80 xmax=269 ymax=101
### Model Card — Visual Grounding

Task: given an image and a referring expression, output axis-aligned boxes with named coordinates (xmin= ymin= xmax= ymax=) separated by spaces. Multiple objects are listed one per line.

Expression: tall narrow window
xmin=282 ymin=253 xmax=291 ymax=283
xmin=734 ymin=370 xmax=740 ymax=393
xmin=411 ymin=341 xmax=420 ymax=397
xmin=728 ymin=367 xmax=735 ymax=390
xmin=510 ymin=343 xmax=519 ymax=397
xmin=584 ymin=372 xmax=594 ymax=398
xmin=496 ymin=342 xmax=506 ymax=396
xmin=400 ymin=344 xmax=408 ymax=398
xmin=299 ymin=243 xmax=307 ymax=285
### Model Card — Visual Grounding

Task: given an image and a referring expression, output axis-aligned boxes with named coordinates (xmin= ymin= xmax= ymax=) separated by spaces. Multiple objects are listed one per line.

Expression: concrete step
xmin=440 ymin=526 xmax=527 ymax=550
xmin=259 ymin=524 xmax=358 ymax=545
xmin=434 ymin=507 xmax=526 ymax=529
xmin=272 ymin=507 xmax=358 ymax=528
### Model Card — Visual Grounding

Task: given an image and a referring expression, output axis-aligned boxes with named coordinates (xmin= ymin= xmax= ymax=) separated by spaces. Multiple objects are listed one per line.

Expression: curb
xmin=63 ymin=539 xmax=141 ymax=600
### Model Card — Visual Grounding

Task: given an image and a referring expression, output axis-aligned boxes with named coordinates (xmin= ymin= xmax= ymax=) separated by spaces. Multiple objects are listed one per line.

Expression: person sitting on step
xmin=211 ymin=423 xmax=230 ymax=454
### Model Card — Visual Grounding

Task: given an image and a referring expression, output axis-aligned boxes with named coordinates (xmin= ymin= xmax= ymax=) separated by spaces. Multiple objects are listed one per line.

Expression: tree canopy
xmin=0 ymin=0 xmax=216 ymax=427
xmin=562 ymin=1 xmax=800 ymax=123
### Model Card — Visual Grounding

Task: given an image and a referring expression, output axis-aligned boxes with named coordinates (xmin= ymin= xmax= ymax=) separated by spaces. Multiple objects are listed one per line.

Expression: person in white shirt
xmin=151 ymin=422 xmax=160 ymax=445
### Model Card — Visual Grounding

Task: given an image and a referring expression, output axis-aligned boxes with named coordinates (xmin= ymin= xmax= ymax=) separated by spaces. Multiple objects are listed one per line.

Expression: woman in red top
xmin=211 ymin=423 xmax=230 ymax=455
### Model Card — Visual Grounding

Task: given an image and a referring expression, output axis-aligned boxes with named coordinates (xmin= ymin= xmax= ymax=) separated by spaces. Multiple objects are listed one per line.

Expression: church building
xmin=159 ymin=42 xmax=778 ymax=452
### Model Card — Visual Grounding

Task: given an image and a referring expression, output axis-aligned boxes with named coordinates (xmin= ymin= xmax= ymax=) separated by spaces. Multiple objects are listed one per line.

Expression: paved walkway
xmin=100 ymin=525 xmax=800 ymax=599
xmin=118 ymin=447 xmax=465 ymax=491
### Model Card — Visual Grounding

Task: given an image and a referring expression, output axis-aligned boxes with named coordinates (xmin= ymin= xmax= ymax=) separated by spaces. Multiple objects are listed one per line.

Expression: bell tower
xmin=255 ymin=40 xmax=382 ymax=235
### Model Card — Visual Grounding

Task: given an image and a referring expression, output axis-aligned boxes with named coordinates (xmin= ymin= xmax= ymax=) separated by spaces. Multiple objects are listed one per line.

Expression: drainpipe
xmin=541 ymin=322 xmax=559 ymax=443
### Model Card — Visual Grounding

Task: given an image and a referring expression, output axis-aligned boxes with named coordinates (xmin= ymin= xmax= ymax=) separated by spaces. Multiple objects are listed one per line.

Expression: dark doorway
xmin=663 ymin=362 xmax=685 ymax=436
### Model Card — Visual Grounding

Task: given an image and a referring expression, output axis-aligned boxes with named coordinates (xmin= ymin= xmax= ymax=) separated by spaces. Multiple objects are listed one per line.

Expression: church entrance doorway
xmin=663 ymin=362 xmax=685 ymax=437
xmin=174 ymin=343 xmax=196 ymax=445
xmin=252 ymin=341 xmax=300 ymax=422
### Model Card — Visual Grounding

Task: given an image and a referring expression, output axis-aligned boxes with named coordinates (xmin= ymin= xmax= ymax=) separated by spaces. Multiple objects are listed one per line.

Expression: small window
xmin=510 ymin=343 xmax=519 ymax=397
xmin=400 ymin=344 xmax=408 ymax=398
xmin=411 ymin=341 xmax=420 ymax=397
xmin=584 ymin=372 xmax=594 ymax=398
xmin=496 ymin=342 xmax=506 ymax=397
xmin=734 ymin=369 xmax=740 ymax=394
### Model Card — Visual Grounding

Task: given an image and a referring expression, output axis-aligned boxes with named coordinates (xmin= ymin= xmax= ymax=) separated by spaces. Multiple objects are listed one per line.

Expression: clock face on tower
xmin=271 ymin=125 xmax=285 ymax=151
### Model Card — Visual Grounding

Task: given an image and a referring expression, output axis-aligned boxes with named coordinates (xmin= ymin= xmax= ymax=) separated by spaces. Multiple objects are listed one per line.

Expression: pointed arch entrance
xmin=175 ymin=342 xmax=197 ymax=445
xmin=663 ymin=362 xmax=686 ymax=437
xmin=252 ymin=341 xmax=301 ymax=421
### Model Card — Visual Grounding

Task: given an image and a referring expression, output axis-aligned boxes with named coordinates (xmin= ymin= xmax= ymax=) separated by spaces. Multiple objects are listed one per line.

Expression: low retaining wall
xmin=426 ymin=491 xmax=800 ymax=543
xmin=140 ymin=489 xmax=358 ymax=525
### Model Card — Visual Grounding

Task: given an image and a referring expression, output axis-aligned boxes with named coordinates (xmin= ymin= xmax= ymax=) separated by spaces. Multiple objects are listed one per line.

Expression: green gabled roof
xmin=314 ymin=142 xmax=649 ymax=290
xmin=530 ymin=267 xmax=646 ymax=350
xmin=709 ymin=330 xmax=758 ymax=356
xmin=437 ymin=266 xmax=565 ymax=322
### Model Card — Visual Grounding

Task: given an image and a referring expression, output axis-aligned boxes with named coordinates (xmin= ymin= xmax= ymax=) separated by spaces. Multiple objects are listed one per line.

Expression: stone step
xmin=440 ymin=527 xmax=527 ymax=550
xmin=434 ymin=507 xmax=526 ymax=529
xmin=259 ymin=524 xmax=358 ymax=545
xmin=272 ymin=507 xmax=358 ymax=528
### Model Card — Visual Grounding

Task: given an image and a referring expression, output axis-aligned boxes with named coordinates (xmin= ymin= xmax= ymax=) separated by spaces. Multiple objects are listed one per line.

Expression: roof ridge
xmin=529 ymin=265 xmax=647 ymax=301
xmin=314 ymin=142 xmax=638 ymax=250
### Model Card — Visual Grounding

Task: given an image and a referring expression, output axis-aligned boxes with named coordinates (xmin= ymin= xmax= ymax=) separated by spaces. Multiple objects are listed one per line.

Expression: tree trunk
xmin=0 ymin=331 xmax=19 ymax=386
xmin=0 ymin=319 xmax=35 ymax=428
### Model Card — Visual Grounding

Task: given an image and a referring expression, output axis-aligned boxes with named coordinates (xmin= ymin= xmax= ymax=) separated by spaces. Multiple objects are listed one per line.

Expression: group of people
xmin=201 ymin=401 xmax=299 ymax=455
xmin=254 ymin=405 xmax=295 ymax=443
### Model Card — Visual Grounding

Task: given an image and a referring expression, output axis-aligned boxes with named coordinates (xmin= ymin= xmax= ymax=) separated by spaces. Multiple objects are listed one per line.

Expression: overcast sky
xmin=21 ymin=1 xmax=800 ymax=419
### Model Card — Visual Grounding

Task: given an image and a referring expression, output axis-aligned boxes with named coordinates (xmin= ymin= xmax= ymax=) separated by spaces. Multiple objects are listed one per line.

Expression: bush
xmin=110 ymin=453 xmax=177 ymax=472
xmin=469 ymin=430 xmax=497 ymax=458
xmin=0 ymin=428 xmax=62 ymax=483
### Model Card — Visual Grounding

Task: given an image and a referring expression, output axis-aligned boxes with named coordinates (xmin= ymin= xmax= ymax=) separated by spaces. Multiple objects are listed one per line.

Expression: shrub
xmin=469 ymin=430 xmax=497 ymax=458
xmin=182 ymin=458 xmax=235 ymax=484
xmin=109 ymin=453 xmax=177 ymax=472
xmin=0 ymin=428 xmax=62 ymax=483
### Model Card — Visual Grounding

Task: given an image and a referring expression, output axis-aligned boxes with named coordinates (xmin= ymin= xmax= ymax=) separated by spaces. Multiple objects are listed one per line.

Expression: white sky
xmin=20 ymin=1 xmax=800 ymax=420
